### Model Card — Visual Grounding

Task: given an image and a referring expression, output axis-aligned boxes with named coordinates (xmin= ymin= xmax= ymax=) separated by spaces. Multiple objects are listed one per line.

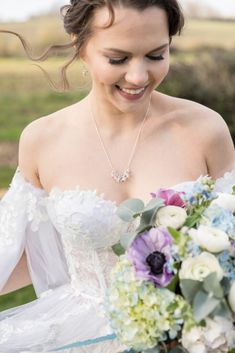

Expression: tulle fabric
xmin=0 ymin=166 xmax=234 ymax=353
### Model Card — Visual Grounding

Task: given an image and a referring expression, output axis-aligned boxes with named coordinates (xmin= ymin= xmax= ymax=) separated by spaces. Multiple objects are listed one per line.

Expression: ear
xmin=70 ymin=33 xmax=78 ymax=49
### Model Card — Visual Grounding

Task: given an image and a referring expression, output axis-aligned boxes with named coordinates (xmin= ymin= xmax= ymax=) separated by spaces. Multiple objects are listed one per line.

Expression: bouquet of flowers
xmin=107 ymin=176 xmax=235 ymax=353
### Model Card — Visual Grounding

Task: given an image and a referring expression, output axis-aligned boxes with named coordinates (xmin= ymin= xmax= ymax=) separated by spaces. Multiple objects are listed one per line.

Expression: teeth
xmin=119 ymin=87 xmax=145 ymax=95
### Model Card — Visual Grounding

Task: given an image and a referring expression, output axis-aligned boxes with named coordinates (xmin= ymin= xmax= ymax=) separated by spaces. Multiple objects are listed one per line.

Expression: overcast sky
xmin=0 ymin=0 xmax=235 ymax=22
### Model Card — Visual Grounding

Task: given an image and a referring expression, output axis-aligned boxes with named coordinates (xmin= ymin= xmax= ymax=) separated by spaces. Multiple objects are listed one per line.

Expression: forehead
xmin=88 ymin=6 xmax=169 ymax=51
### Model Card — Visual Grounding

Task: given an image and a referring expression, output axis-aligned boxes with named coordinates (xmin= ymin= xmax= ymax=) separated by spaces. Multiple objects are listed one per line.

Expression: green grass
xmin=173 ymin=19 xmax=235 ymax=49
xmin=0 ymin=57 xmax=89 ymax=141
xmin=0 ymin=166 xmax=16 ymax=188
xmin=0 ymin=285 xmax=36 ymax=312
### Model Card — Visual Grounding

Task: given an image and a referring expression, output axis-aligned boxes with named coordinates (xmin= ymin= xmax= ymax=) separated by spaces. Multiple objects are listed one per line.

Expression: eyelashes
xmin=108 ymin=55 xmax=165 ymax=65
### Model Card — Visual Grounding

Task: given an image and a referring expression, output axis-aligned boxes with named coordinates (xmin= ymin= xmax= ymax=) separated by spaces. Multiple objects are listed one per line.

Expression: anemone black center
xmin=146 ymin=251 xmax=166 ymax=275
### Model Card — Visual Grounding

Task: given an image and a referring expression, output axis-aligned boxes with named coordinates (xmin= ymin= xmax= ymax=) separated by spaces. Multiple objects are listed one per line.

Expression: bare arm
xmin=0 ymin=251 xmax=32 ymax=295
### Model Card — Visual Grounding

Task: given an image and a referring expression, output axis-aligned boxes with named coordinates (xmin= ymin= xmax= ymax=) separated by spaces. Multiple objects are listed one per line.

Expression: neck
xmin=86 ymin=88 xmax=152 ymax=136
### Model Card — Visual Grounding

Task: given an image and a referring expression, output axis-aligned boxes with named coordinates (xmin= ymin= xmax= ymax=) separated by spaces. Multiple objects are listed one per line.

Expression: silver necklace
xmin=90 ymin=99 xmax=151 ymax=183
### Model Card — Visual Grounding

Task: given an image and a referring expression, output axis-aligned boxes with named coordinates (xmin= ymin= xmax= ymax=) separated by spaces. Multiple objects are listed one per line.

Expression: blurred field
xmin=0 ymin=16 xmax=235 ymax=310
xmin=1 ymin=17 xmax=235 ymax=56
xmin=0 ymin=57 xmax=89 ymax=141
xmin=173 ymin=19 xmax=235 ymax=49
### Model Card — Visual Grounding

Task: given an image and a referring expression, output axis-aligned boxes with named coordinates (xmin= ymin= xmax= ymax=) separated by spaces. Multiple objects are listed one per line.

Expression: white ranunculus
xmin=189 ymin=225 xmax=230 ymax=253
xmin=228 ymin=281 xmax=235 ymax=313
xmin=182 ymin=316 xmax=235 ymax=353
xmin=155 ymin=205 xmax=187 ymax=229
xmin=179 ymin=252 xmax=224 ymax=281
xmin=211 ymin=192 xmax=235 ymax=212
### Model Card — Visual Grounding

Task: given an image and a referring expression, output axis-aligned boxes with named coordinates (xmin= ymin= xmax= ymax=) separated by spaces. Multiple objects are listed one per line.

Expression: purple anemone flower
xmin=127 ymin=227 xmax=174 ymax=287
xmin=151 ymin=188 xmax=185 ymax=208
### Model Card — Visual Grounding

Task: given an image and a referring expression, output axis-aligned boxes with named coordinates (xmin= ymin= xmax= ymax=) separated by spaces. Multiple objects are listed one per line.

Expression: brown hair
xmin=0 ymin=0 xmax=184 ymax=90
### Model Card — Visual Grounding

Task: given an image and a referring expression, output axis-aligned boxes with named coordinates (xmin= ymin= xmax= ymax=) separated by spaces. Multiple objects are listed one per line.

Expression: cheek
xmin=90 ymin=58 xmax=122 ymax=85
xmin=158 ymin=60 xmax=170 ymax=78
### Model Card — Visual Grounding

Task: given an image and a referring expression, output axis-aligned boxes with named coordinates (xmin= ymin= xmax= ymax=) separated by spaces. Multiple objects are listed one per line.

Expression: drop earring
xmin=82 ymin=67 xmax=88 ymax=77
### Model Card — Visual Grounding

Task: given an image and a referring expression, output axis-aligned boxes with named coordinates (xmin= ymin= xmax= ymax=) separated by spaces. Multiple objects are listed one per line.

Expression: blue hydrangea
xmin=186 ymin=240 xmax=201 ymax=257
xmin=184 ymin=176 xmax=216 ymax=207
xmin=202 ymin=204 xmax=235 ymax=238
xmin=218 ymin=250 xmax=235 ymax=280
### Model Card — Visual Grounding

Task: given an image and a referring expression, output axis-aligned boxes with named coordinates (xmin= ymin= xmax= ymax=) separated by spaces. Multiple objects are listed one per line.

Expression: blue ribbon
xmin=49 ymin=333 xmax=117 ymax=351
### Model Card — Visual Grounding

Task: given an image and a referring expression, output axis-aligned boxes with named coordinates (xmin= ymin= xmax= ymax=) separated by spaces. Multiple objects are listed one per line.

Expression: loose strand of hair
xmin=0 ymin=29 xmax=76 ymax=61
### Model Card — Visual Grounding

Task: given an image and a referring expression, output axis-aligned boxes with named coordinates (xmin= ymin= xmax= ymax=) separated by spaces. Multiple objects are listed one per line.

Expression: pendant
xmin=111 ymin=169 xmax=130 ymax=183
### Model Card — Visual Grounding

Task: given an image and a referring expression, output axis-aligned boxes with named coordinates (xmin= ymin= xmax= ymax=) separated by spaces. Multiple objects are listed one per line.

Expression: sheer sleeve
xmin=214 ymin=167 xmax=235 ymax=193
xmin=0 ymin=167 xmax=70 ymax=297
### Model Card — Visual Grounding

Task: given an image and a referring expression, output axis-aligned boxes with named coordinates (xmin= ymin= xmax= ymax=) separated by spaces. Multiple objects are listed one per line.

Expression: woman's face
xmin=81 ymin=5 xmax=170 ymax=113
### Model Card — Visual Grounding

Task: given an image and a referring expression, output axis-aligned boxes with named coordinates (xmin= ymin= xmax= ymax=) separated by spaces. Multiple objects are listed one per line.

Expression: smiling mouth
xmin=115 ymin=85 xmax=147 ymax=95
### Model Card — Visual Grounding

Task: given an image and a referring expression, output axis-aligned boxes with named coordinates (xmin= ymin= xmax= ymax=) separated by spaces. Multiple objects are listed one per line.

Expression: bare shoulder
xmin=161 ymin=94 xmax=235 ymax=177
xmin=18 ymin=102 xmax=79 ymax=187
xmin=161 ymin=94 xmax=223 ymax=125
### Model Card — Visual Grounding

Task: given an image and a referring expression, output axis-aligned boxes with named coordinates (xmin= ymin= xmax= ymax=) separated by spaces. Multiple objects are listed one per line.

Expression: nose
xmin=124 ymin=59 xmax=149 ymax=87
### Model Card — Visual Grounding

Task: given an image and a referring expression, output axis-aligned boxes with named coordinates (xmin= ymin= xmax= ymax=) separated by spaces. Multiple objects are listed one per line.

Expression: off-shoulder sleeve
xmin=215 ymin=167 xmax=235 ymax=193
xmin=0 ymin=167 xmax=70 ymax=297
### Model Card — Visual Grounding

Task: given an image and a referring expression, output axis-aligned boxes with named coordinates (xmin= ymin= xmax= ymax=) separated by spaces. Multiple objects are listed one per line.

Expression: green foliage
xmin=0 ymin=285 xmax=36 ymax=312
xmin=0 ymin=90 xmax=87 ymax=141
xmin=117 ymin=198 xmax=145 ymax=222
xmin=0 ymin=166 xmax=15 ymax=188
xmin=232 ymin=186 xmax=235 ymax=195
xmin=112 ymin=243 xmax=125 ymax=256
xmin=180 ymin=273 xmax=227 ymax=322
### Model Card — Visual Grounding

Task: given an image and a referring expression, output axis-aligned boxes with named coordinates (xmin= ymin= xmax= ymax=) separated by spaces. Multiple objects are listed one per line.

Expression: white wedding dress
xmin=0 ymin=167 xmax=234 ymax=353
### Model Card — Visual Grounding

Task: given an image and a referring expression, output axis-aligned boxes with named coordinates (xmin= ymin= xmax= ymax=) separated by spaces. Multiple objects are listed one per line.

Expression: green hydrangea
xmin=106 ymin=256 xmax=191 ymax=351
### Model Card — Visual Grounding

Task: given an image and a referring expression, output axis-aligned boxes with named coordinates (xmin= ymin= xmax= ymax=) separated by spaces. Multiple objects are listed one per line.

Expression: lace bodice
xmin=46 ymin=186 xmax=131 ymax=299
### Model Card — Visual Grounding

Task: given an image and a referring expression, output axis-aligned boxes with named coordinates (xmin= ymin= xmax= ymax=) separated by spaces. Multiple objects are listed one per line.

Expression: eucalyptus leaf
xmin=142 ymin=199 xmax=164 ymax=226
xmin=143 ymin=198 xmax=164 ymax=213
xmin=228 ymin=349 xmax=235 ymax=353
xmin=212 ymin=299 xmax=233 ymax=319
xmin=136 ymin=222 xmax=152 ymax=234
xmin=193 ymin=290 xmax=220 ymax=322
xmin=112 ymin=243 xmax=125 ymax=256
xmin=203 ymin=272 xmax=224 ymax=299
xmin=221 ymin=277 xmax=231 ymax=295
xmin=117 ymin=198 xmax=145 ymax=222
xmin=120 ymin=231 xmax=137 ymax=250
xmin=140 ymin=209 xmax=156 ymax=226
xmin=180 ymin=279 xmax=202 ymax=303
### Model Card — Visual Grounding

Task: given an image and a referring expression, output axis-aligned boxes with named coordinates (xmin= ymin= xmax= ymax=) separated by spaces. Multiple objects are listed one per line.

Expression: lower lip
xmin=116 ymin=86 xmax=147 ymax=101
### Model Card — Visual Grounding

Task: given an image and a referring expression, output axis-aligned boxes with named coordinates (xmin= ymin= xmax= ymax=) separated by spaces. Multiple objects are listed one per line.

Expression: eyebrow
xmin=103 ymin=43 xmax=169 ymax=55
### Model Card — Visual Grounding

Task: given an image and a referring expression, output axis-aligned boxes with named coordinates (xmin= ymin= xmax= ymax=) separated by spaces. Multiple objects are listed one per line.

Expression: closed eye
xmin=108 ymin=54 xmax=165 ymax=65
xmin=108 ymin=57 xmax=128 ymax=65
xmin=147 ymin=54 xmax=165 ymax=61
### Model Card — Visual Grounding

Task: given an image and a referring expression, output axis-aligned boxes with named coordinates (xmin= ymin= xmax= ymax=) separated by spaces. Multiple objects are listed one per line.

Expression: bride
xmin=0 ymin=0 xmax=234 ymax=352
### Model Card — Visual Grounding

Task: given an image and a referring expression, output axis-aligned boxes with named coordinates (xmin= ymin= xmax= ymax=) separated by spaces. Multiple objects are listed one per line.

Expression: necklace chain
xmin=90 ymin=98 xmax=151 ymax=183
